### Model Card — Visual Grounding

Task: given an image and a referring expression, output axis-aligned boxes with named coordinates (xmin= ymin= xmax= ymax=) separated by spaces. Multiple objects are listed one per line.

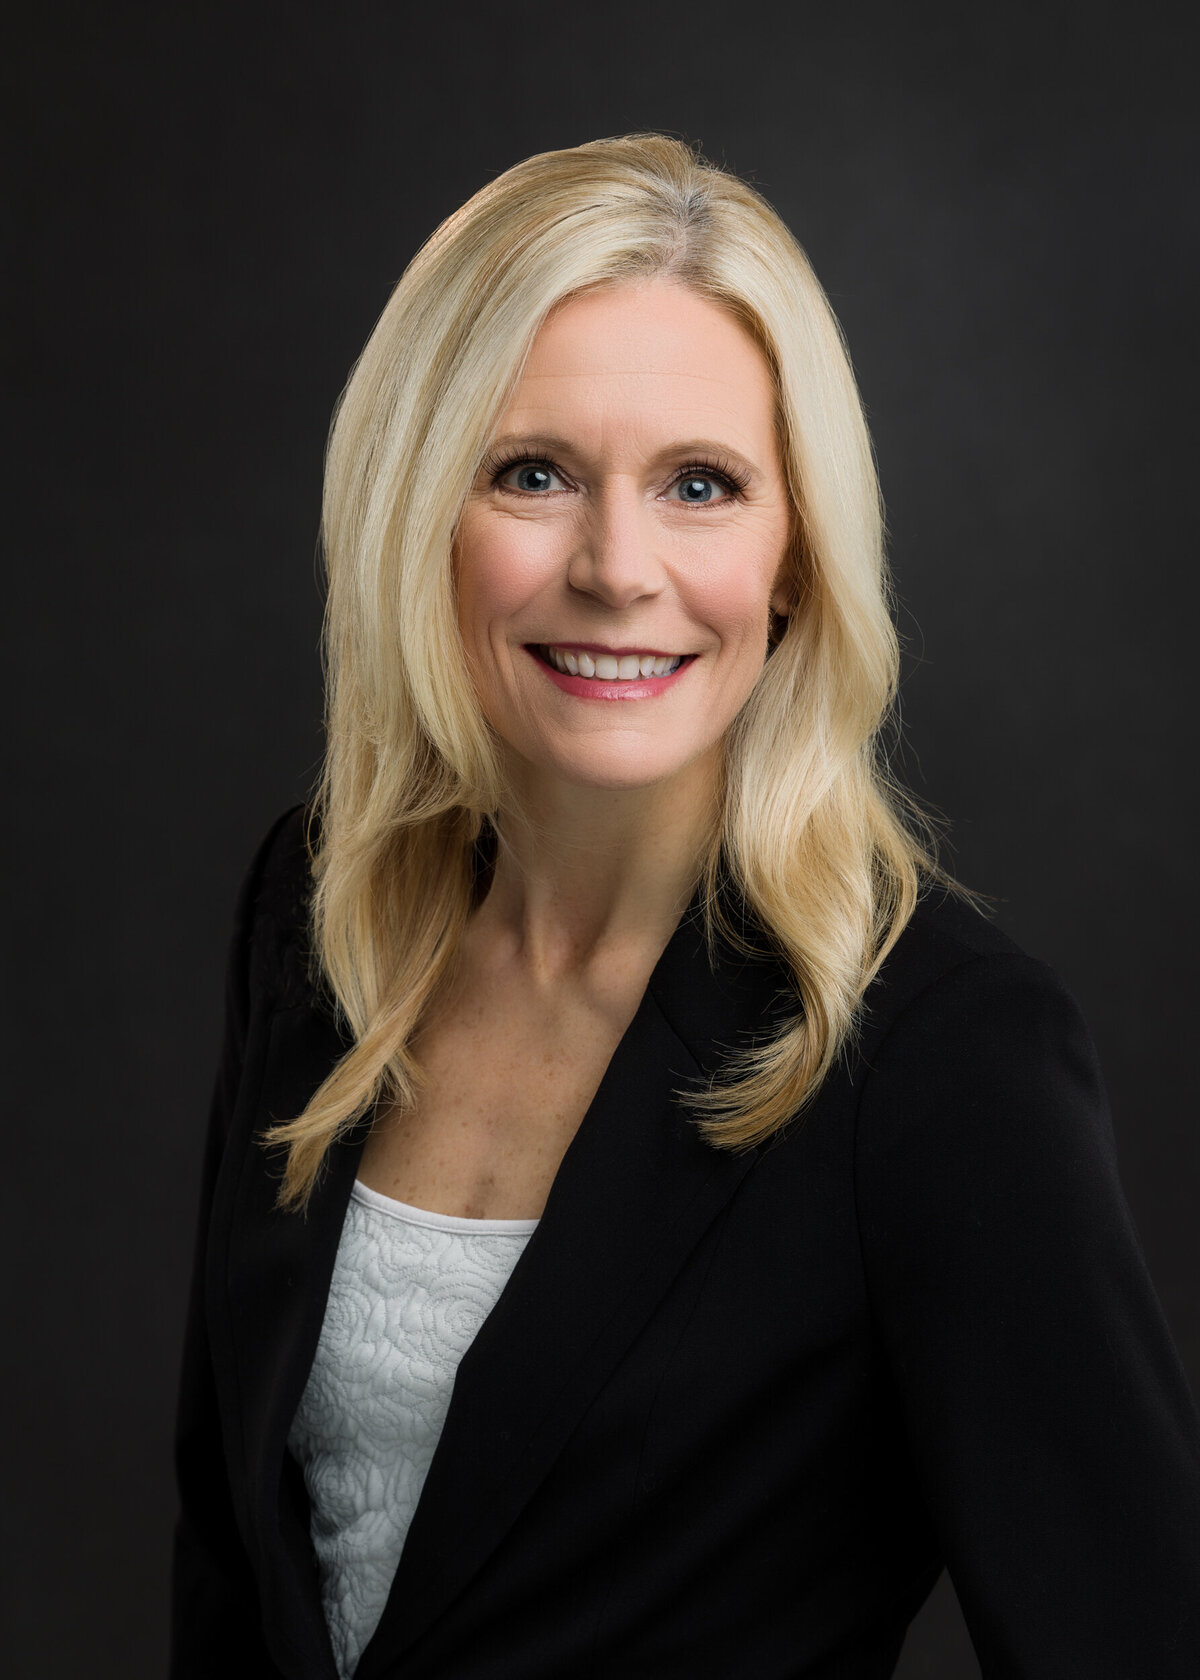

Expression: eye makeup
xmin=479 ymin=444 xmax=753 ymax=502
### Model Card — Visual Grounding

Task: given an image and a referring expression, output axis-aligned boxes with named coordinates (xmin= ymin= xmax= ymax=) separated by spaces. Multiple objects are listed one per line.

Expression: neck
xmin=476 ymin=748 xmax=721 ymax=983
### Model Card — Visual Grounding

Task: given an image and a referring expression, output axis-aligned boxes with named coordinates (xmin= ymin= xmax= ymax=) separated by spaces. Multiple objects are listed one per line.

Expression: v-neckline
xmin=218 ymin=874 xmax=794 ymax=1678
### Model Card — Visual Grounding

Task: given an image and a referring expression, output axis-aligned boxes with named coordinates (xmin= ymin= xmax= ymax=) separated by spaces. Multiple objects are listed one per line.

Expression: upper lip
xmin=532 ymin=641 xmax=688 ymax=658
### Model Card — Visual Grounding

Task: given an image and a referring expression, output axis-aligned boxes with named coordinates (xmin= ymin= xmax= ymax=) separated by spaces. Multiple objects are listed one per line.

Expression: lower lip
xmin=528 ymin=648 xmax=693 ymax=700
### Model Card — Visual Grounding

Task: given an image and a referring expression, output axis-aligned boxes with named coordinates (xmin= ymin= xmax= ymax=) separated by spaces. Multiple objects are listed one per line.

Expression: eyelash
xmin=481 ymin=447 xmax=751 ymax=503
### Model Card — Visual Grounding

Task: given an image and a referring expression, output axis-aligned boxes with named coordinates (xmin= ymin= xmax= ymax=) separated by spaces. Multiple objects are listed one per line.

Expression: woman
xmin=171 ymin=134 xmax=1200 ymax=1678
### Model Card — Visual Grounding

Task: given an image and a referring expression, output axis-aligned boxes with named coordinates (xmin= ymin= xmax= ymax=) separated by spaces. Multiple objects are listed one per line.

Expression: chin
xmin=549 ymin=760 xmax=678 ymax=793
xmin=523 ymin=736 xmax=716 ymax=797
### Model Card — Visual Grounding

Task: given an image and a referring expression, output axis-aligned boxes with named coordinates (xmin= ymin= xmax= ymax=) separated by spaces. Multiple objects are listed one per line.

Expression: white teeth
xmin=543 ymin=646 xmax=683 ymax=681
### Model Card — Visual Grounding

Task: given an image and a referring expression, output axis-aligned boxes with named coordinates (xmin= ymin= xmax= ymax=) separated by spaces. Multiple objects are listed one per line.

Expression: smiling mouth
xmin=532 ymin=644 xmax=688 ymax=680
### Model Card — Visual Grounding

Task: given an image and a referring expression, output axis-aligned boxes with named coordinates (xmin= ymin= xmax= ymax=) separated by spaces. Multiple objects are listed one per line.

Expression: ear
xmin=770 ymin=530 xmax=801 ymax=619
xmin=770 ymin=582 xmax=792 ymax=618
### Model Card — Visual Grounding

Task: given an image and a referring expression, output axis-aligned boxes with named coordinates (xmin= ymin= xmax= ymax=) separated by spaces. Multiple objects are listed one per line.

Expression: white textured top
xmin=287 ymin=1179 xmax=538 ymax=1679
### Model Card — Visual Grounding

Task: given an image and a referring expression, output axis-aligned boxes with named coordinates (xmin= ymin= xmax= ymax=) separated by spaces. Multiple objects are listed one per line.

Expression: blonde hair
xmin=266 ymin=132 xmax=939 ymax=1208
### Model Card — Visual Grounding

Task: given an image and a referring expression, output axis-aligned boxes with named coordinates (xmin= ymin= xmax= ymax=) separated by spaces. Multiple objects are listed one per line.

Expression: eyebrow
xmin=484 ymin=432 xmax=765 ymax=484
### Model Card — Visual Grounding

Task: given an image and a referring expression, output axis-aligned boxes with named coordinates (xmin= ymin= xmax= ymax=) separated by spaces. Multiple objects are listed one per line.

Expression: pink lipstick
xmin=526 ymin=644 xmax=694 ymax=700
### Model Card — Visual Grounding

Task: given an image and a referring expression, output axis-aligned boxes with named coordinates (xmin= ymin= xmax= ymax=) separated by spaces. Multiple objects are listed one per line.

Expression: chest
xmin=357 ymin=970 xmax=641 ymax=1220
xmin=218 ymin=946 xmax=889 ymax=1678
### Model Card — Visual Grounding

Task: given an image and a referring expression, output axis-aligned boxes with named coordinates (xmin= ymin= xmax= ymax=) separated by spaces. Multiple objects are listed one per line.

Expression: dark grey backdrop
xmin=7 ymin=2 xmax=1198 ymax=1675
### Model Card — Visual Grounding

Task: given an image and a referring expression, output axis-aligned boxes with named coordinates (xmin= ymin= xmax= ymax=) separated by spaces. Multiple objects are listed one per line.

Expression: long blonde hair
xmin=266 ymin=132 xmax=938 ymax=1209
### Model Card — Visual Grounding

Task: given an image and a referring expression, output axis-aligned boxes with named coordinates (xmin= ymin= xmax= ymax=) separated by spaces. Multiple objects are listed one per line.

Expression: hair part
xmin=264 ymin=132 xmax=944 ymax=1209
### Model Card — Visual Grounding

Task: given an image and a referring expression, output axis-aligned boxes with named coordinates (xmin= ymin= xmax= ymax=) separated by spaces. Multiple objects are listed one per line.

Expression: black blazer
xmin=171 ymin=807 xmax=1200 ymax=1679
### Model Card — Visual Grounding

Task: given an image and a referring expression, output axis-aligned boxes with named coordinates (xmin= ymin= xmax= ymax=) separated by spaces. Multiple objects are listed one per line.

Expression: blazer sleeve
xmin=169 ymin=813 xmax=300 ymax=1680
xmin=855 ymin=952 xmax=1200 ymax=1677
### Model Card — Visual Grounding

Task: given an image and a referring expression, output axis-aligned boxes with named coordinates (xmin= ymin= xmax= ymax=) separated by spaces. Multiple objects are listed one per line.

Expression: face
xmin=453 ymin=277 xmax=794 ymax=800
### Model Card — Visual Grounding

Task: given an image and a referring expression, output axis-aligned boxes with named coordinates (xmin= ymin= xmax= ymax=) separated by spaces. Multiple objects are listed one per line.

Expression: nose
xmin=565 ymin=487 xmax=667 ymax=609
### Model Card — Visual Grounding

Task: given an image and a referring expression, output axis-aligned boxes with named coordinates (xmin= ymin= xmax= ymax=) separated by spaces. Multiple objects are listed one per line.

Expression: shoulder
xmin=846 ymin=880 xmax=1108 ymax=1145
xmin=874 ymin=878 xmax=1027 ymax=994
xmin=859 ymin=880 xmax=1079 ymax=1053
xmin=851 ymin=882 xmax=1113 ymax=1190
xmin=233 ymin=804 xmax=319 ymax=1013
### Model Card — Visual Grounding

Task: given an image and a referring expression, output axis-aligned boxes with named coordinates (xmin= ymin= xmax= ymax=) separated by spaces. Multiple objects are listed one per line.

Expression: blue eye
xmin=669 ymin=470 xmax=735 ymax=505
xmin=484 ymin=451 xmax=746 ymax=503
xmin=674 ymin=475 xmax=722 ymax=503
xmin=495 ymin=460 xmax=563 ymax=494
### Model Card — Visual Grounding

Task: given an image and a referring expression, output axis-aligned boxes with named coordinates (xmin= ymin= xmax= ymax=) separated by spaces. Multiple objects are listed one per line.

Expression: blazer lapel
xmin=214 ymin=885 xmax=791 ymax=1677
xmin=355 ymin=896 xmax=792 ymax=1675
xmin=216 ymin=1000 xmax=367 ymax=1677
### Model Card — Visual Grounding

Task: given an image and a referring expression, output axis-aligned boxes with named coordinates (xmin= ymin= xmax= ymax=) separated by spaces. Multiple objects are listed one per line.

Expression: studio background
xmin=7 ymin=3 xmax=1198 ymax=1675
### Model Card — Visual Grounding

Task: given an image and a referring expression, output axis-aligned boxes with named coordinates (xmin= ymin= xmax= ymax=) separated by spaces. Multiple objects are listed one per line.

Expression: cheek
xmin=456 ymin=518 xmax=562 ymax=634
xmin=692 ymin=551 xmax=781 ymax=647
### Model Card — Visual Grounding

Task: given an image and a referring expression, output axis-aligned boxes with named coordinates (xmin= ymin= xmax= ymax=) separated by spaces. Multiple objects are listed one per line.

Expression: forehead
xmin=499 ymin=279 xmax=778 ymax=450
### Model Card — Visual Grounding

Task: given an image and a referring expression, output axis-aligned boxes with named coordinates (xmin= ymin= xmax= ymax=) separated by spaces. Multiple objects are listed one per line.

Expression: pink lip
xmin=526 ymin=645 xmax=693 ymax=700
